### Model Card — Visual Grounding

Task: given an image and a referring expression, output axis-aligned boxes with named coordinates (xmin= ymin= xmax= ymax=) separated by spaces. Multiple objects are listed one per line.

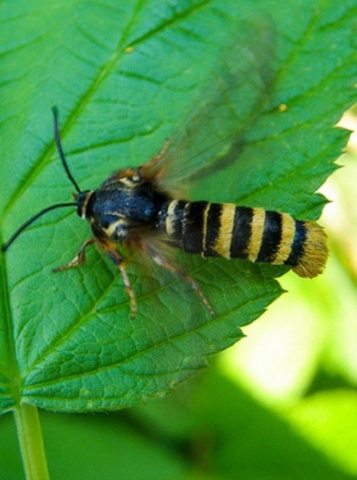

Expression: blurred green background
xmin=1 ymin=108 xmax=356 ymax=480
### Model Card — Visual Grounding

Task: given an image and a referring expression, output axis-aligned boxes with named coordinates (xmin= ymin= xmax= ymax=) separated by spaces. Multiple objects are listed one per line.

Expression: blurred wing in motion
xmin=142 ymin=17 xmax=275 ymax=196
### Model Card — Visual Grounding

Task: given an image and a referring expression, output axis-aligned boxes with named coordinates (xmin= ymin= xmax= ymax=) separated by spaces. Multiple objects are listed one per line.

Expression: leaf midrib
xmin=0 ymin=253 xmax=21 ymax=405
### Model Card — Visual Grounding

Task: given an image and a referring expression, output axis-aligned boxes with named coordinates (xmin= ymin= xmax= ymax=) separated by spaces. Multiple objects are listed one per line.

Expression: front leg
xmin=53 ymin=234 xmax=138 ymax=317
xmin=96 ymin=237 xmax=138 ymax=318
xmin=52 ymin=238 xmax=96 ymax=272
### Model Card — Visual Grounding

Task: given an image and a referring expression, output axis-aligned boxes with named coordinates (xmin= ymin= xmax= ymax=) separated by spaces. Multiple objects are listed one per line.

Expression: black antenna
xmin=2 ymin=107 xmax=81 ymax=252
xmin=52 ymin=106 xmax=81 ymax=193
xmin=2 ymin=202 xmax=77 ymax=252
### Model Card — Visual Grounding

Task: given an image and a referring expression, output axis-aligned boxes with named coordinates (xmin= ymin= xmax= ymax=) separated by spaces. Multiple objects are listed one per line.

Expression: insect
xmin=2 ymin=24 xmax=328 ymax=317
xmin=2 ymin=105 xmax=328 ymax=317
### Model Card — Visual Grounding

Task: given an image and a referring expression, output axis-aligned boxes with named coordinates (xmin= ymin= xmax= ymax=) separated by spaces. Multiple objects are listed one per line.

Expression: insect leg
xmin=150 ymin=253 xmax=215 ymax=317
xmin=53 ymin=238 xmax=96 ymax=272
xmin=96 ymin=239 xmax=138 ymax=318
xmin=118 ymin=262 xmax=138 ymax=319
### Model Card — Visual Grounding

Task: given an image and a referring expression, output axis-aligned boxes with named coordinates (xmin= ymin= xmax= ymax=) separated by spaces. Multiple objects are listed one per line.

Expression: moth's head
xmin=74 ymin=190 xmax=93 ymax=219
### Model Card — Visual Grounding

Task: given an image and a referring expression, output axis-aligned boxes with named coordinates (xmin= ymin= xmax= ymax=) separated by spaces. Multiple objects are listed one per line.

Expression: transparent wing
xmin=142 ymin=16 xmax=275 ymax=195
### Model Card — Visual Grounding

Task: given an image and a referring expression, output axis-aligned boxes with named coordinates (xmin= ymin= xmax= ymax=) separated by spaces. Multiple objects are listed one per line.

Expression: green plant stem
xmin=14 ymin=403 xmax=50 ymax=480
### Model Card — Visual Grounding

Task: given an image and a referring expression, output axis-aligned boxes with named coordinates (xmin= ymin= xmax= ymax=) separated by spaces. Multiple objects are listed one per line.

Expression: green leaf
xmin=0 ymin=0 xmax=355 ymax=414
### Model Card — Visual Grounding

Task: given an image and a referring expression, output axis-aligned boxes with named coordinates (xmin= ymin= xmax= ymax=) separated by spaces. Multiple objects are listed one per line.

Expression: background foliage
xmin=0 ymin=0 xmax=356 ymax=478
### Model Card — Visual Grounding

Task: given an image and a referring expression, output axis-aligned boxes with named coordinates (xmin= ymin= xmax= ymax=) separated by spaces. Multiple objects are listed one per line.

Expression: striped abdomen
xmin=158 ymin=200 xmax=328 ymax=278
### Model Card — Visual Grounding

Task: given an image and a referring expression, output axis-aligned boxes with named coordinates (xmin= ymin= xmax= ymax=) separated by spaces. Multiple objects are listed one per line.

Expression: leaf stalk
xmin=14 ymin=403 xmax=50 ymax=480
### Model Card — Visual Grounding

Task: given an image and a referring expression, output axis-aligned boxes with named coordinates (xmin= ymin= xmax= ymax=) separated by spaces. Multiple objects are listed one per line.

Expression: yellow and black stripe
xmin=159 ymin=200 xmax=328 ymax=278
